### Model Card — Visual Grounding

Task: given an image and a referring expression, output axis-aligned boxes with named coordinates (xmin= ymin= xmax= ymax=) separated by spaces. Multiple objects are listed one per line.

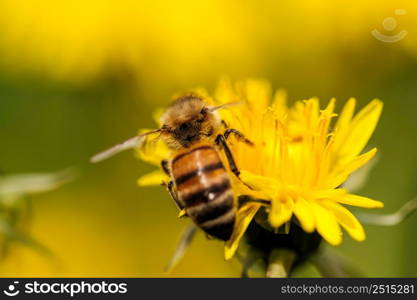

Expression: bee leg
xmin=221 ymin=120 xmax=229 ymax=129
xmin=165 ymin=224 xmax=198 ymax=273
xmin=160 ymin=160 xmax=186 ymax=213
xmin=161 ymin=159 xmax=170 ymax=175
xmin=224 ymin=128 xmax=254 ymax=146
xmin=238 ymin=195 xmax=270 ymax=208
xmin=216 ymin=134 xmax=254 ymax=190
xmin=162 ymin=180 xmax=186 ymax=213
xmin=168 ymin=181 xmax=185 ymax=211
xmin=215 ymin=134 xmax=241 ymax=177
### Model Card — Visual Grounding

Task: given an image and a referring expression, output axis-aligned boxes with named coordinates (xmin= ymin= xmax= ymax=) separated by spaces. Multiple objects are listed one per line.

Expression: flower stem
xmin=266 ymin=248 xmax=296 ymax=278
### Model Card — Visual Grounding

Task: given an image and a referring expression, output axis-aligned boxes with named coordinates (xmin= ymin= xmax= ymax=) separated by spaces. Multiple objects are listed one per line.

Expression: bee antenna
xmin=140 ymin=128 xmax=162 ymax=137
xmin=90 ymin=128 xmax=163 ymax=164
xmin=209 ymin=102 xmax=242 ymax=112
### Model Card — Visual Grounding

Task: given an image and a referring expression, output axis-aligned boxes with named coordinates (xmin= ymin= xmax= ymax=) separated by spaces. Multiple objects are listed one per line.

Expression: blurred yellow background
xmin=0 ymin=0 xmax=416 ymax=277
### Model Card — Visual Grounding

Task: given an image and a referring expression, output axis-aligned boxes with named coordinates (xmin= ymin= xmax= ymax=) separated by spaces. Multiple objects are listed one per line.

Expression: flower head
xmin=137 ymin=79 xmax=384 ymax=260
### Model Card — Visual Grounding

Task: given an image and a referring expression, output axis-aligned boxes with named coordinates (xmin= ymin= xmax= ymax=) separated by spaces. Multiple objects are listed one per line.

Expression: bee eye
xmin=179 ymin=123 xmax=189 ymax=131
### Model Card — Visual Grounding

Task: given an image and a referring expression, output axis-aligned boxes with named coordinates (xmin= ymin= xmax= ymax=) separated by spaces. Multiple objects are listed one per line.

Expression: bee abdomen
xmin=182 ymin=182 xmax=236 ymax=241
xmin=175 ymin=161 xmax=223 ymax=187
xmin=171 ymin=145 xmax=236 ymax=241
xmin=199 ymin=207 xmax=236 ymax=241
xmin=181 ymin=179 xmax=230 ymax=206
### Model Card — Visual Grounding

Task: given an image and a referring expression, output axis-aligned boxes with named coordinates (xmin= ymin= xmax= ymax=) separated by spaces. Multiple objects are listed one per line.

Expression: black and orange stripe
xmin=171 ymin=144 xmax=235 ymax=241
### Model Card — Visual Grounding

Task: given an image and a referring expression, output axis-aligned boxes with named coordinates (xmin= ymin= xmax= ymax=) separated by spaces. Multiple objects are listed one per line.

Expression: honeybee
xmin=91 ymin=94 xmax=253 ymax=241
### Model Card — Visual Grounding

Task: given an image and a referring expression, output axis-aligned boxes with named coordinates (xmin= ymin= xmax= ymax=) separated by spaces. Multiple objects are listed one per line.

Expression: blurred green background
xmin=0 ymin=0 xmax=416 ymax=277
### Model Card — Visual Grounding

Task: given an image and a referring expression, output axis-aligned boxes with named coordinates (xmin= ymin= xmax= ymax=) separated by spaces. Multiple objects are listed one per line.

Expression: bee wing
xmin=90 ymin=129 xmax=161 ymax=163
xmin=164 ymin=224 xmax=197 ymax=273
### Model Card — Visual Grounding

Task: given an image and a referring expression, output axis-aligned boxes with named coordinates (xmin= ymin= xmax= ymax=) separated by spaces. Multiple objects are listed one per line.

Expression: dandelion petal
xmin=293 ymin=198 xmax=315 ymax=233
xmin=334 ymin=99 xmax=383 ymax=159
xmin=269 ymin=197 xmax=293 ymax=228
xmin=324 ymin=201 xmax=365 ymax=242
xmin=335 ymin=98 xmax=356 ymax=131
xmin=312 ymin=202 xmax=342 ymax=246
xmin=329 ymin=148 xmax=377 ymax=188
xmin=336 ymin=194 xmax=384 ymax=208
xmin=137 ymin=170 xmax=168 ymax=186
xmin=225 ymin=204 xmax=260 ymax=260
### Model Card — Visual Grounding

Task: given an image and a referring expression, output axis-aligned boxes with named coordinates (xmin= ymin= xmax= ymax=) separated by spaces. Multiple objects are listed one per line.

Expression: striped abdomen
xmin=171 ymin=144 xmax=235 ymax=241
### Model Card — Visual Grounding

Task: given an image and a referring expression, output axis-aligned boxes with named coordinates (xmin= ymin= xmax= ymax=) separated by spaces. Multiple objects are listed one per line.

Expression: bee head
xmin=160 ymin=94 xmax=221 ymax=148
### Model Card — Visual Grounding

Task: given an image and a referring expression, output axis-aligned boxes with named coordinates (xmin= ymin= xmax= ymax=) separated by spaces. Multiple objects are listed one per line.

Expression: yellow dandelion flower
xmin=214 ymin=79 xmax=383 ymax=259
xmin=136 ymin=79 xmax=383 ymax=261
